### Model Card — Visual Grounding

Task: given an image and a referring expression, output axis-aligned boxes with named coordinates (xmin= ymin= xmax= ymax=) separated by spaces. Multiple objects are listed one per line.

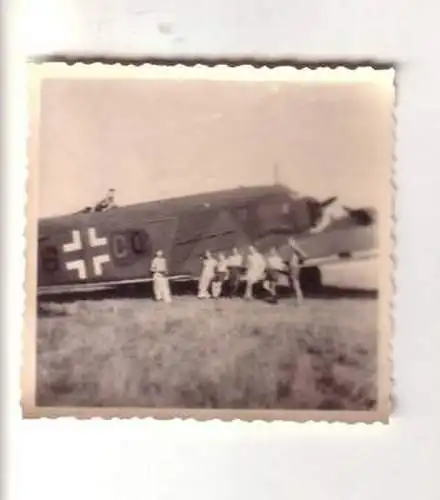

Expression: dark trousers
xmin=264 ymin=269 xmax=282 ymax=298
xmin=228 ymin=267 xmax=241 ymax=296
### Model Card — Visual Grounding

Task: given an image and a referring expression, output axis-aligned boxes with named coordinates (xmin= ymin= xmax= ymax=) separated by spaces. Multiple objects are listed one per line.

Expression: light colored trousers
xmin=153 ymin=274 xmax=172 ymax=303
xmin=289 ymin=267 xmax=303 ymax=303
xmin=198 ymin=271 xmax=214 ymax=298
xmin=244 ymin=269 xmax=265 ymax=299
xmin=211 ymin=272 xmax=227 ymax=298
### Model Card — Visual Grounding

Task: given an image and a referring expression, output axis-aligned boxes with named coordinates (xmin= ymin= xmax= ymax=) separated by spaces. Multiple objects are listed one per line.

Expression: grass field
xmin=36 ymin=293 xmax=378 ymax=411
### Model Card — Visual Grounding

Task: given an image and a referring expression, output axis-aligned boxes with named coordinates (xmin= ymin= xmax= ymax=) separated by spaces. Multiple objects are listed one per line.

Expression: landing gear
xmin=299 ymin=266 xmax=322 ymax=294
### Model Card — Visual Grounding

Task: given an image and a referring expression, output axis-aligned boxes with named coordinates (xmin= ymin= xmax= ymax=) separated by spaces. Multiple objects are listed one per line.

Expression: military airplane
xmin=36 ymin=184 xmax=378 ymax=298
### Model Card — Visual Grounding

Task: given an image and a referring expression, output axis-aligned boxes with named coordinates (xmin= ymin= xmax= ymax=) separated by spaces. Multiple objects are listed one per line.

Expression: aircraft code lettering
xmin=131 ymin=230 xmax=150 ymax=254
xmin=112 ymin=233 xmax=130 ymax=259
xmin=109 ymin=230 xmax=150 ymax=267
xmin=40 ymin=245 xmax=60 ymax=273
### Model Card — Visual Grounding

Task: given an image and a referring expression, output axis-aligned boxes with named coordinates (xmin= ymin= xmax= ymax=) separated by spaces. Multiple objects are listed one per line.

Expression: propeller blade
xmin=319 ymin=196 xmax=338 ymax=208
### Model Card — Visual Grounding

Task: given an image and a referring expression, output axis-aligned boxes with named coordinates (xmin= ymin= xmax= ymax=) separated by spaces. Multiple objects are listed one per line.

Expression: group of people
xmin=149 ymin=237 xmax=308 ymax=305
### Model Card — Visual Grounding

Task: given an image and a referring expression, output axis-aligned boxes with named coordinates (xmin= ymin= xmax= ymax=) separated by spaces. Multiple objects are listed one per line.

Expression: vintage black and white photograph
xmin=23 ymin=63 xmax=394 ymax=421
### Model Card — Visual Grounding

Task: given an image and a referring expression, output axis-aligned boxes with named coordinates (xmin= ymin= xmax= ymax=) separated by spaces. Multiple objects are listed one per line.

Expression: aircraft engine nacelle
xmin=345 ymin=207 xmax=376 ymax=226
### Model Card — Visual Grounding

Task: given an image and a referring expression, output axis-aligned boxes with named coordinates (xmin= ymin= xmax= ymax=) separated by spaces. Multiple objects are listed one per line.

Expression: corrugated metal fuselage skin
xmin=37 ymin=185 xmax=378 ymax=289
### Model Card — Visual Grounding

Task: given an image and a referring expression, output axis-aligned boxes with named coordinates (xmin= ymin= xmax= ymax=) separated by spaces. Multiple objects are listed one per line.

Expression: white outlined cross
xmin=62 ymin=228 xmax=111 ymax=279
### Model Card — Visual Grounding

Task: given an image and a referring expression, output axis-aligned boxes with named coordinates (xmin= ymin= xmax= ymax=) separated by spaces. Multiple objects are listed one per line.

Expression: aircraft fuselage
xmin=37 ymin=184 xmax=378 ymax=295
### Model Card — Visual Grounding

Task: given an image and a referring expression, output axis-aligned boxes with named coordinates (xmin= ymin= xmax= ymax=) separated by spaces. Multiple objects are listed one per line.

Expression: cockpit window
xmin=256 ymin=199 xmax=291 ymax=228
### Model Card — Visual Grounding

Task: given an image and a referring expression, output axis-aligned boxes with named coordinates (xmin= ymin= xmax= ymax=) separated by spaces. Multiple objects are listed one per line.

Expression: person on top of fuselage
xmin=94 ymin=188 xmax=117 ymax=212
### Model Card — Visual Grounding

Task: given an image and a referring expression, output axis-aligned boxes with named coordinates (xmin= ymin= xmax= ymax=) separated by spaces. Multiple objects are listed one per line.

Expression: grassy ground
xmin=37 ymin=295 xmax=378 ymax=410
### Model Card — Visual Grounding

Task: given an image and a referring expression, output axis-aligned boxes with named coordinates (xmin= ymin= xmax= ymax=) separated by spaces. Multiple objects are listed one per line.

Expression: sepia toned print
xmin=22 ymin=63 xmax=395 ymax=421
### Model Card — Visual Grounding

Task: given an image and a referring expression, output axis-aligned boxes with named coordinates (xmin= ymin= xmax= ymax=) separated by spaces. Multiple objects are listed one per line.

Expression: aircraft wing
xmin=301 ymin=248 xmax=378 ymax=268
xmin=37 ymin=274 xmax=193 ymax=297
xmin=296 ymin=223 xmax=378 ymax=267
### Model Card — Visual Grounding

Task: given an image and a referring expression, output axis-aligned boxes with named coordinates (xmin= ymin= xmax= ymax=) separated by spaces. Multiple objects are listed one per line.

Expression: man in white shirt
xmin=212 ymin=252 xmax=229 ymax=298
xmin=244 ymin=246 xmax=266 ymax=300
xmin=198 ymin=250 xmax=217 ymax=299
xmin=226 ymin=247 xmax=243 ymax=297
xmin=264 ymin=247 xmax=287 ymax=300
xmin=150 ymin=250 xmax=172 ymax=303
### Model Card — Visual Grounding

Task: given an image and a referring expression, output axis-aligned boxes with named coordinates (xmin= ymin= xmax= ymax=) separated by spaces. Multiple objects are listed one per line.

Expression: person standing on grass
xmin=211 ymin=252 xmax=229 ymax=298
xmin=150 ymin=250 xmax=172 ymax=303
xmin=227 ymin=247 xmax=244 ymax=297
xmin=263 ymin=247 xmax=287 ymax=302
xmin=287 ymin=237 xmax=307 ymax=305
xmin=198 ymin=250 xmax=217 ymax=299
xmin=244 ymin=245 xmax=266 ymax=300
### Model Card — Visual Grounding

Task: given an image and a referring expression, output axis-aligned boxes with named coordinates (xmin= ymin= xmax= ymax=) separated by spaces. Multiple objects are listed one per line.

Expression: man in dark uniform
xmin=226 ymin=247 xmax=244 ymax=297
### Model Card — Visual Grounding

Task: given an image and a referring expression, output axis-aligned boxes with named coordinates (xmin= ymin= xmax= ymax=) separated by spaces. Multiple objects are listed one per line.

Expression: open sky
xmin=38 ymin=72 xmax=394 ymax=217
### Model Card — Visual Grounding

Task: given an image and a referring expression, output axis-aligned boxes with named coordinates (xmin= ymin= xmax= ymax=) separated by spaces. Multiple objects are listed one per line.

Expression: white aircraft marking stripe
xmin=62 ymin=230 xmax=82 ymax=253
xmin=92 ymin=254 xmax=111 ymax=276
xmin=65 ymin=259 xmax=87 ymax=280
xmin=88 ymin=227 xmax=108 ymax=247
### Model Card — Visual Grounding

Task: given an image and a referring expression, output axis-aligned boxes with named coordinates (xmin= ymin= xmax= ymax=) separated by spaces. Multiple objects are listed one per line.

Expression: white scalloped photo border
xmin=28 ymin=61 xmax=394 ymax=83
